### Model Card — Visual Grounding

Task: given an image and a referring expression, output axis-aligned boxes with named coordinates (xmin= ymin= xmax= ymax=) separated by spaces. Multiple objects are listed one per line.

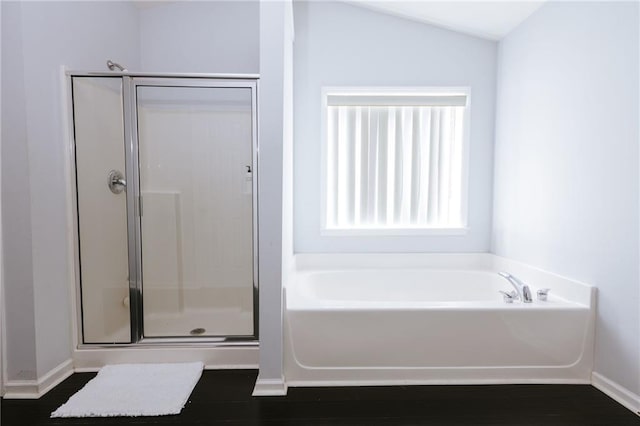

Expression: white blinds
xmin=326 ymin=94 xmax=467 ymax=107
xmin=326 ymin=104 xmax=465 ymax=229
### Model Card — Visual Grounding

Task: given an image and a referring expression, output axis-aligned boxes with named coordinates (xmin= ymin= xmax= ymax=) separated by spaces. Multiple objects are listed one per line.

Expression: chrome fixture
xmin=107 ymin=169 xmax=126 ymax=194
xmin=106 ymin=59 xmax=127 ymax=72
xmin=498 ymin=272 xmax=533 ymax=303
xmin=537 ymin=288 xmax=551 ymax=301
xmin=499 ymin=290 xmax=516 ymax=304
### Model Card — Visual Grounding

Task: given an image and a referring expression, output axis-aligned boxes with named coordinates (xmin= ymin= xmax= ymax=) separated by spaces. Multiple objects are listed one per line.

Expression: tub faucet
xmin=498 ymin=272 xmax=533 ymax=303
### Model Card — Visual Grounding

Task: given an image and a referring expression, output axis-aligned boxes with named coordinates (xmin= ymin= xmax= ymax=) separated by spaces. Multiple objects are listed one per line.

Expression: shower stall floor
xmin=92 ymin=308 xmax=253 ymax=342
xmin=83 ymin=287 xmax=254 ymax=342
xmin=144 ymin=307 xmax=253 ymax=338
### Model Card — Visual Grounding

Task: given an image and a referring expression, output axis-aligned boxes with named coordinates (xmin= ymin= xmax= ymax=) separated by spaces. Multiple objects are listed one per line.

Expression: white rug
xmin=51 ymin=362 xmax=204 ymax=418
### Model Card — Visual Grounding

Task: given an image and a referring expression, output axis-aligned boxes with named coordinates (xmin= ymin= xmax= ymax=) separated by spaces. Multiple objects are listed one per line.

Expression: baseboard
xmin=287 ymin=378 xmax=592 ymax=387
xmin=252 ymin=376 xmax=288 ymax=396
xmin=4 ymin=359 xmax=74 ymax=399
xmin=592 ymin=372 xmax=640 ymax=416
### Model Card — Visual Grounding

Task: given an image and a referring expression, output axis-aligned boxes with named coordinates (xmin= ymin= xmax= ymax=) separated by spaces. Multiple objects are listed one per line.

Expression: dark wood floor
xmin=2 ymin=370 xmax=639 ymax=425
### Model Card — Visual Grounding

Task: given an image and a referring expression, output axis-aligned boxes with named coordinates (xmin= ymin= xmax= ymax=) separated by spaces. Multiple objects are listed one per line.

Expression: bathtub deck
xmin=2 ymin=370 xmax=639 ymax=425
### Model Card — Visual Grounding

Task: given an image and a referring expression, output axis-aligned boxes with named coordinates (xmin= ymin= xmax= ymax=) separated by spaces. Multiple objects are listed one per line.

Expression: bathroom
xmin=0 ymin=0 xmax=638 ymax=424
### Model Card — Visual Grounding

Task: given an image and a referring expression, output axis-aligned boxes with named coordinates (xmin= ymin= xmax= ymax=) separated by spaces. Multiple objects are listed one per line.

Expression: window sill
xmin=320 ymin=227 xmax=469 ymax=237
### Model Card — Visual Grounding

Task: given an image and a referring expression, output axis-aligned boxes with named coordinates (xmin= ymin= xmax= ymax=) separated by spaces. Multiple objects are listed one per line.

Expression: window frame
xmin=320 ymin=86 xmax=472 ymax=236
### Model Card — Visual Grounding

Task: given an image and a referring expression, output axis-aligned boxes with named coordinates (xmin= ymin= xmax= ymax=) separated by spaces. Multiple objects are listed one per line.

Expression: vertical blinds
xmin=326 ymin=100 xmax=466 ymax=229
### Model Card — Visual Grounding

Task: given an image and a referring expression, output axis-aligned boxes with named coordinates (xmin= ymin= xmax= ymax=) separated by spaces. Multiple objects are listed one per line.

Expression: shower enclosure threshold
xmin=72 ymin=342 xmax=259 ymax=372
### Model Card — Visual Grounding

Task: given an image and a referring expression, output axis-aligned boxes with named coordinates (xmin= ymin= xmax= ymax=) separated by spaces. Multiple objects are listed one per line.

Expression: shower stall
xmin=68 ymin=73 xmax=258 ymax=344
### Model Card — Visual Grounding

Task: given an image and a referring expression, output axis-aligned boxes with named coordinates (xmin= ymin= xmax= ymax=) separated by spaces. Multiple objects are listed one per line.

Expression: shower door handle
xmin=108 ymin=170 xmax=126 ymax=194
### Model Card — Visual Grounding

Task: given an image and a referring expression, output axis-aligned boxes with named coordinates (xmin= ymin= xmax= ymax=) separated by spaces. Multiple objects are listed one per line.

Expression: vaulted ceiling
xmin=132 ymin=0 xmax=546 ymax=41
xmin=347 ymin=1 xmax=546 ymax=40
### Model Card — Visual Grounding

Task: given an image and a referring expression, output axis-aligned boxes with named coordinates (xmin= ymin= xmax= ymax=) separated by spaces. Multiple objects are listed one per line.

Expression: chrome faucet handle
xmin=499 ymin=290 xmax=517 ymax=303
xmin=522 ymin=285 xmax=533 ymax=303
xmin=108 ymin=170 xmax=126 ymax=194
xmin=537 ymin=288 xmax=550 ymax=301
xmin=497 ymin=271 xmax=533 ymax=303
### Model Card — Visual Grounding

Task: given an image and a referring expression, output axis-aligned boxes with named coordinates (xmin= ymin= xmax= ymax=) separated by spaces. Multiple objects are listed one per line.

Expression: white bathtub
xmin=284 ymin=254 xmax=595 ymax=386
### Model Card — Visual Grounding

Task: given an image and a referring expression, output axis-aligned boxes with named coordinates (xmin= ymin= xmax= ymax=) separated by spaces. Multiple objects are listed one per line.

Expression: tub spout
xmin=498 ymin=272 xmax=533 ymax=303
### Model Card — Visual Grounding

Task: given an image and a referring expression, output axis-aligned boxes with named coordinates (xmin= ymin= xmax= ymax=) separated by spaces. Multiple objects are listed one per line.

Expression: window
xmin=322 ymin=88 xmax=469 ymax=234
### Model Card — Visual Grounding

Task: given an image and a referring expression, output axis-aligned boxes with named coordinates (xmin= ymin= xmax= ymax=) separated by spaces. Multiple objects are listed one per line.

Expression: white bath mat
xmin=51 ymin=362 xmax=204 ymax=418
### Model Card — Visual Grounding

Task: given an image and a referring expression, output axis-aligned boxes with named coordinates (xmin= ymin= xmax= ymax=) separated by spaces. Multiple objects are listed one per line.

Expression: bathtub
xmin=284 ymin=254 xmax=595 ymax=386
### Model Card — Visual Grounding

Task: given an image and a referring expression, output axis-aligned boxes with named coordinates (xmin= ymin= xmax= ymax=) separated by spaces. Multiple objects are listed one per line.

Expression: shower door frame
xmin=66 ymin=72 xmax=260 ymax=347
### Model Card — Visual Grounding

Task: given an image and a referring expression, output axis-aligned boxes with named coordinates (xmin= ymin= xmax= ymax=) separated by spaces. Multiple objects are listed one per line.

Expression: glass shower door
xmin=134 ymin=81 xmax=255 ymax=338
xmin=72 ymin=77 xmax=131 ymax=343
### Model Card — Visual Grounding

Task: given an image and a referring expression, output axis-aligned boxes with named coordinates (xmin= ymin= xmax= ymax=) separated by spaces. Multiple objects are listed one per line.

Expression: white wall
xmin=1 ymin=0 xmax=140 ymax=381
xmin=139 ymin=1 xmax=259 ymax=74
xmin=282 ymin=1 xmax=295 ymax=272
xmin=255 ymin=0 xmax=293 ymax=392
xmin=493 ymin=1 xmax=639 ymax=396
xmin=293 ymin=1 xmax=497 ymax=253
xmin=1 ymin=0 xmax=5 ymax=397
xmin=1 ymin=1 xmax=37 ymax=382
